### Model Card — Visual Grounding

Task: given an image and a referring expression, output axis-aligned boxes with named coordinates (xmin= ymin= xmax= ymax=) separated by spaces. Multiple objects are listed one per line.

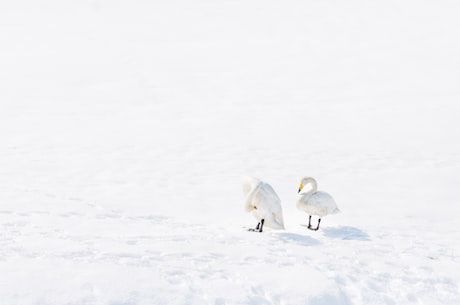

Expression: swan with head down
xmin=297 ymin=176 xmax=339 ymax=230
xmin=242 ymin=176 xmax=285 ymax=232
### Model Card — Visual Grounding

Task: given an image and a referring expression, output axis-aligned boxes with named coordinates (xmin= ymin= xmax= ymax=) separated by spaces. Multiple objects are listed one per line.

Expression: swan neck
xmin=302 ymin=177 xmax=317 ymax=196
xmin=245 ymin=181 xmax=262 ymax=211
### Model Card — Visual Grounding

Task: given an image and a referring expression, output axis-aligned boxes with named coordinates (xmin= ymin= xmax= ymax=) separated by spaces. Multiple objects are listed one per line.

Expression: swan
xmin=242 ymin=176 xmax=285 ymax=232
xmin=296 ymin=177 xmax=339 ymax=230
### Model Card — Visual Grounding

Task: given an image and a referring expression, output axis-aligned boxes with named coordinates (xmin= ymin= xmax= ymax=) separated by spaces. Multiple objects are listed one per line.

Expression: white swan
xmin=242 ymin=176 xmax=285 ymax=232
xmin=296 ymin=177 xmax=339 ymax=230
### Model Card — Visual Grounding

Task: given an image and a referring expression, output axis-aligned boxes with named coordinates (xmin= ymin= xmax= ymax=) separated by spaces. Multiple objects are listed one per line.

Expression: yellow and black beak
xmin=298 ymin=183 xmax=303 ymax=193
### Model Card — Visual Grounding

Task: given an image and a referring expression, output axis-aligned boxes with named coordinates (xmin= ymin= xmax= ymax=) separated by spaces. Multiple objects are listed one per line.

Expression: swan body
xmin=296 ymin=177 xmax=339 ymax=230
xmin=242 ymin=176 xmax=285 ymax=231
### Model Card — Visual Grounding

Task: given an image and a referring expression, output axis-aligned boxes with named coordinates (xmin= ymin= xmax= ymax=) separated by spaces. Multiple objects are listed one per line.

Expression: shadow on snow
xmin=273 ymin=232 xmax=321 ymax=247
xmin=322 ymin=226 xmax=370 ymax=241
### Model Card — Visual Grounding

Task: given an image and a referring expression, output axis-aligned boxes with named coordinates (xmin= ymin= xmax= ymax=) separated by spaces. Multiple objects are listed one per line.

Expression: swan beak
xmin=298 ymin=183 xmax=303 ymax=193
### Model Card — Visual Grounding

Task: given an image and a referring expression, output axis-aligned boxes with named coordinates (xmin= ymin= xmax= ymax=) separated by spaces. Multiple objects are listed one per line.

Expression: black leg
xmin=307 ymin=217 xmax=321 ymax=231
xmin=259 ymin=219 xmax=265 ymax=232
xmin=313 ymin=218 xmax=321 ymax=231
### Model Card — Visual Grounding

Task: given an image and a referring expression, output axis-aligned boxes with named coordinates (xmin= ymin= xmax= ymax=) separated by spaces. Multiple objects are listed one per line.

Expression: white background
xmin=1 ymin=1 xmax=459 ymax=304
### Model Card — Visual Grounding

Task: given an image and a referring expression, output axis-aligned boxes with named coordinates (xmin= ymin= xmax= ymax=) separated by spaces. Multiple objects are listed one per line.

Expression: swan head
xmin=298 ymin=176 xmax=317 ymax=193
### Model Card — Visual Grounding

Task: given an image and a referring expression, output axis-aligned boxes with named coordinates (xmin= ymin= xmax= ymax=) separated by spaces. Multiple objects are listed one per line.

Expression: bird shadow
xmin=322 ymin=226 xmax=370 ymax=241
xmin=273 ymin=232 xmax=321 ymax=247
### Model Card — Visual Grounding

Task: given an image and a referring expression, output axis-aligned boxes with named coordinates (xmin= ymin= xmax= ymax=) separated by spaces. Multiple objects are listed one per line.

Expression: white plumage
xmin=296 ymin=177 xmax=339 ymax=230
xmin=242 ymin=176 xmax=285 ymax=231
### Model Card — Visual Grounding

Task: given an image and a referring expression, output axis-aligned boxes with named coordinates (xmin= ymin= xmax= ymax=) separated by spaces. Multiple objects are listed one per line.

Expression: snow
xmin=1 ymin=0 xmax=460 ymax=304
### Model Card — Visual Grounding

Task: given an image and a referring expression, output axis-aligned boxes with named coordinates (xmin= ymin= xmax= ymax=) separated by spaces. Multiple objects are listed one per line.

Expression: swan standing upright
xmin=297 ymin=177 xmax=339 ymax=230
xmin=242 ymin=176 xmax=285 ymax=232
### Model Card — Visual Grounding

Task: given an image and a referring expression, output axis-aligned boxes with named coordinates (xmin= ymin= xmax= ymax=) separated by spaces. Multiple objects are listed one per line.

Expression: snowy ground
xmin=1 ymin=1 xmax=460 ymax=304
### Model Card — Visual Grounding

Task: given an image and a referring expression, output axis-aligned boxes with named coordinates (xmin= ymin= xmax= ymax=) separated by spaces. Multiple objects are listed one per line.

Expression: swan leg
xmin=248 ymin=219 xmax=265 ymax=232
xmin=258 ymin=219 xmax=265 ymax=232
xmin=313 ymin=218 xmax=321 ymax=231
xmin=307 ymin=217 xmax=321 ymax=231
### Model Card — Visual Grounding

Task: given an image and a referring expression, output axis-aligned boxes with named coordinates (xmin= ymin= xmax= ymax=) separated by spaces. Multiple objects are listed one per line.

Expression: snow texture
xmin=1 ymin=0 xmax=460 ymax=304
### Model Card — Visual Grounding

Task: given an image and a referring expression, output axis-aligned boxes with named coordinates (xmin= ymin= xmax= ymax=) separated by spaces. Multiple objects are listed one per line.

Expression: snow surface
xmin=1 ymin=0 xmax=460 ymax=304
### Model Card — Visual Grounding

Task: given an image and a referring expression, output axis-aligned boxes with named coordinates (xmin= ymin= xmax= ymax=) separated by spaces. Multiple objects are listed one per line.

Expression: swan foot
xmin=248 ymin=219 xmax=264 ymax=232
xmin=248 ymin=222 xmax=260 ymax=232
